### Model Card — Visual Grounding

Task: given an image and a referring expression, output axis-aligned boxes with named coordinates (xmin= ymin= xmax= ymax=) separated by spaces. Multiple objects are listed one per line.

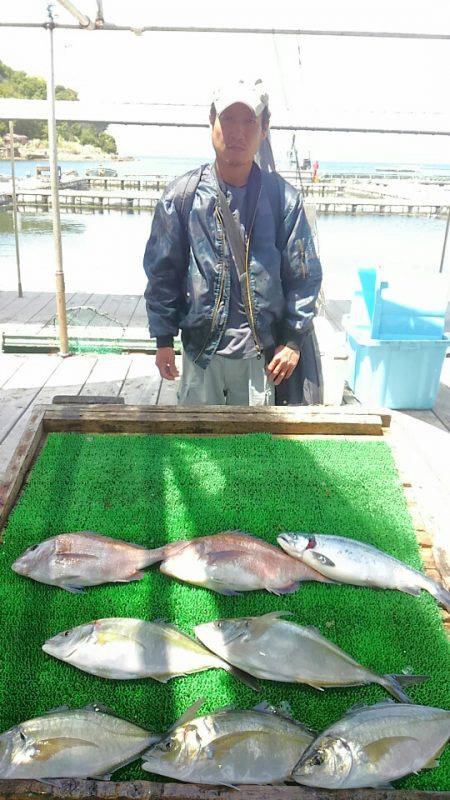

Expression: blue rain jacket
xmin=143 ymin=162 xmax=322 ymax=369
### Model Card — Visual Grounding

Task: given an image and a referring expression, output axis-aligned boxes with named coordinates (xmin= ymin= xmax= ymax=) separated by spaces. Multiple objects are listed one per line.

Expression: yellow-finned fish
xmin=293 ymin=701 xmax=450 ymax=789
xmin=142 ymin=699 xmax=315 ymax=785
xmin=0 ymin=704 xmax=158 ymax=779
xmin=194 ymin=611 xmax=427 ymax=702
xmin=42 ymin=618 xmax=258 ymax=688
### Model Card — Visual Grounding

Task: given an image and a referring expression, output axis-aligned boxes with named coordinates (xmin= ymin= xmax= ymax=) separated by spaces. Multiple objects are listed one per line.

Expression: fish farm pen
xmin=0 ymin=404 xmax=449 ymax=800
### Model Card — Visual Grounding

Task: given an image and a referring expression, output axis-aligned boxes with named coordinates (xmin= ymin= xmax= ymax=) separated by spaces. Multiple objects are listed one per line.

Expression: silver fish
xmin=293 ymin=701 xmax=450 ymax=789
xmin=194 ymin=611 xmax=427 ymax=702
xmin=11 ymin=531 xmax=167 ymax=593
xmin=277 ymin=532 xmax=450 ymax=611
xmin=142 ymin=698 xmax=314 ymax=785
xmin=157 ymin=531 xmax=332 ymax=595
xmin=0 ymin=704 xmax=157 ymax=779
xmin=42 ymin=618 xmax=258 ymax=688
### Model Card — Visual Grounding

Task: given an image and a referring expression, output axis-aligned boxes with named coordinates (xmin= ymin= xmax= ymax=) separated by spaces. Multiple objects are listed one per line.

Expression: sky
xmin=0 ymin=0 xmax=449 ymax=164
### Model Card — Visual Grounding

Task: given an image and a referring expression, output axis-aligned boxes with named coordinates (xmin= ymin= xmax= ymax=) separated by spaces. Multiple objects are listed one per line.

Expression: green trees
xmin=0 ymin=60 xmax=117 ymax=153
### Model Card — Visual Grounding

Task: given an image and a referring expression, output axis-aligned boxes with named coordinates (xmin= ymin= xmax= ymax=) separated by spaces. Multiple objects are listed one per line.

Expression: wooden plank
xmin=119 ymin=354 xmax=162 ymax=404
xmin=42 ymin=406 xmax=384 ymax=435
xmin=80 ymin=355 xmax=132 ymax=397
xmin=0 ymin=355 xmax=97 ymax=482
xmin=128 ymin=295 xmax=148 ymax=326
xmin=0 ymin=291 xmax=20 ymax=315
xmin=0 ymin=779 xmax=447 ymax=800
xmin=0 ymin=355 xmax=25 ymax=388
xmin=114 ymin=294 xmax=141 ymax=327
xmin=0 ymin=404 xmax=45 ymax=534
xmin=0 ymin=355 xmax=61 ymax=444
xmin=94 ymin=294 xmax=127 ymax=324
xmin=53 ymin=395 xmax=125 ymax=405
xmin=0 ymin=292 xmax=57 ymax=325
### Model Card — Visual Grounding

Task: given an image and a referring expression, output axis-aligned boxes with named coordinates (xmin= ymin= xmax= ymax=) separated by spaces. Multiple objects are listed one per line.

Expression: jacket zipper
xmin=244 ymin=187 xmax=263 ymax=357
xmin=193 ymin=208 xmax=227 ymax=364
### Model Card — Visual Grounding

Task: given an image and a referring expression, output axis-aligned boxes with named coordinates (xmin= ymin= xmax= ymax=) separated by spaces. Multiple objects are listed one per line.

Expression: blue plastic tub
xmin=347 ymin=329 xmax=449 ymax=409
xmin=348 ymin=268 xmax=447 ymax=340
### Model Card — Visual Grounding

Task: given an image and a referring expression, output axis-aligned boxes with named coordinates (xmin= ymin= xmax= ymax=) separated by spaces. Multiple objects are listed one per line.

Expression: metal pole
xmin=8 ymin=120 xmax=23 ymax=298
xmin=55 ymin=0 xmax=92 ymax=27
xmin=439 ymin=207 xmax=450 ymax=274
xmin=1 ymin=21 xmax=450 ymax=39
xmin=47 ymin=12 xmax=69 ymax=356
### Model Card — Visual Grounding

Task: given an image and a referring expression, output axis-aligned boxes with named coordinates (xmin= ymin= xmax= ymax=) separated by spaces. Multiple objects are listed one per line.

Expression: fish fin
xmin=219 ymin=529 xmax=249 ymax=536
xmin=252 ymin=700 xmax=275 ymax=713
xmin=33 ymin=736 xmax=99 ymax=760
xmin=226 ymin=664 xmax=260 ymax=691
xmin=205 ymin=550 xmax=246 ymax=564
xmin=61 ymin=584 xmax=84 ymax=594
xmin=382 ymin=674 xmax=429 ymax=703
xmin=248 ymin=610 xmax=293 ymax=636
xmin=310 ymin=551 xmax=336 ymax=568
xmin=43 ymin=705 xmax=71 ymax=715
xmin=168 ymin=698 xmax=205 ymax=731
xmin=152 ymin=674 xmax=174 ymax=683
xmin=401 ymin=585 xmax=422 ymax=597
xmin=143 ymin=541 xmax=190 ymax=567
xmin=268 ymin=581 xmax=300 ymax=595
xmin=423 ymin=741 xmax=448 ymax=769
xmin=212 ymin=586 xmax=241 ymax=596
xmin=83 ymin=701 xmax=120 ymax=716
xmin=423 ymin=577 xmax=450 ymax=612
xmin=123 ymin=570 xmax=145 ymax=582
xmin=306 ymin=683 xmax=325 ymax=691
xmin=153 ymin=619 xmax=181 ymax=631
xmin=91 ymin=772 xmax=112 ymax=780
xmin=206 ymin=730 xmax=272 ymax=760
xmin=363 ymin=736 xmax=419 ymax=763
xmin=252 ymin=701 xmax=316 ymax=734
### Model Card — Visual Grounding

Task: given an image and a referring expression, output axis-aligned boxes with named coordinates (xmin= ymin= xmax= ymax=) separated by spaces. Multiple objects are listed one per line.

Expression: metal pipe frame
xmin=0 ymin=21 xmax=449 ymax=39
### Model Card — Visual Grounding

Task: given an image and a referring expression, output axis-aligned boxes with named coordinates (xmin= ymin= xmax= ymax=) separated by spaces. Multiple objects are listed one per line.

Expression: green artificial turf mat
xmin=1 ymin=432 xmax=449 ymax=790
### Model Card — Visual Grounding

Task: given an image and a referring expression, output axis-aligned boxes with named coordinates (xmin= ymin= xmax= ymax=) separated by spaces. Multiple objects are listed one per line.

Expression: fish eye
xmin=28 ymin=544 xmax=39 ymax=552
xmin=63 ymin=631 xmax=71 ymax=637
xmin=311 ymin=753 xmax=324 ymax=766
xmin=19 ymin=731 xmax=26 ymax=743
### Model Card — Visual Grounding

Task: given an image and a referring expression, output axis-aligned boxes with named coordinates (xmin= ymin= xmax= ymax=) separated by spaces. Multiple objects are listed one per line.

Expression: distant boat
xmin=86 ymin=165 xmax=118 ymax=177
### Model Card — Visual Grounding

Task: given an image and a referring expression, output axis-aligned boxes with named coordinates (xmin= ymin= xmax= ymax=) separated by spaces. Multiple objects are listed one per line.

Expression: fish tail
xmin=382 ymin=673 xmax=429 ymax=703
xmin=423 ymin=576 xmax=450 ymax=612
xmin=142 ymin=541 xmax=187 ymax=567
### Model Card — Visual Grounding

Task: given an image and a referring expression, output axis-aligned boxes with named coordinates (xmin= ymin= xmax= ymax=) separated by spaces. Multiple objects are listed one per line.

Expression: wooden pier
xmin=3 ymin=188 xmax=449 ymax=217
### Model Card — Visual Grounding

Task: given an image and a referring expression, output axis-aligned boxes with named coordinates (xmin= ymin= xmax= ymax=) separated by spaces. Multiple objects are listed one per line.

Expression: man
xmin=144 ymin=78 xmax=322 ymax=405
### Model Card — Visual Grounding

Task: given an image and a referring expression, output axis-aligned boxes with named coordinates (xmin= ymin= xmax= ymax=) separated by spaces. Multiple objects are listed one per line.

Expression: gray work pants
xmin=177 ymin=352 xmax=275 ymax=406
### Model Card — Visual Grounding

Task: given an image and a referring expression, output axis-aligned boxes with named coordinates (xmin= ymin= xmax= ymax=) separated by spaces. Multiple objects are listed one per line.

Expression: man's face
xmin=211 ymin=102 xmax=267 ymax=168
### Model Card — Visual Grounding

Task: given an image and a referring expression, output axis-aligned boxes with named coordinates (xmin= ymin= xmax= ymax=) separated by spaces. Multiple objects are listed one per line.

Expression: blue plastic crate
xmin=348 ymin=268 xmax=447 ymax=340
xmin=347 ymin=329 xmax=449 ymax=409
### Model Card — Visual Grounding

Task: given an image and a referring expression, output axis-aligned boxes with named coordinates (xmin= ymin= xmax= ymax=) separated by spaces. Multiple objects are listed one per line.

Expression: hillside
xmin=0 ymin=60 xmax=117 ymax=154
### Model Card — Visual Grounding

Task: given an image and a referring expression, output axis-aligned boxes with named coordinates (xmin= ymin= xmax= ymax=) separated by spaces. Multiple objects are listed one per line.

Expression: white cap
xmin=212 ymin=78 xmax=269 ymax=117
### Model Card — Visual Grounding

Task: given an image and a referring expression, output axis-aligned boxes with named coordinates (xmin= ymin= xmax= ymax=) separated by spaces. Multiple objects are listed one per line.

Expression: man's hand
xmin=266 ymin=345 xmax=300 ymax=386
xmin=156 ymin=347 xmax=179 ymax=380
